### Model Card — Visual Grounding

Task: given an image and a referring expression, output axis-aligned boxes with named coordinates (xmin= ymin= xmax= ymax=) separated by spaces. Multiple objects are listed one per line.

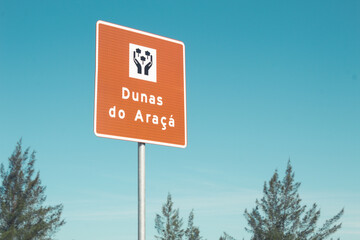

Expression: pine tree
xmin=155 ymin=193 xmax=205 ymax=240
xmin=185 ymin=210 xmax=202 ymax=240
xmin=244 ymin=161 xmax=343 ymax=240
xmin=0 ymin=140 xmax=65 ymax=239
xmin=219 ymin=232 xmax=236 ymax=240
xmin=155 ymin=193 xmax=184 ymax=240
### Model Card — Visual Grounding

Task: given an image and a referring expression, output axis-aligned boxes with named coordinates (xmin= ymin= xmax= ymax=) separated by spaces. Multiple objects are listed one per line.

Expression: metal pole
xmin=138 ymin=142 xmax=145 ymax=240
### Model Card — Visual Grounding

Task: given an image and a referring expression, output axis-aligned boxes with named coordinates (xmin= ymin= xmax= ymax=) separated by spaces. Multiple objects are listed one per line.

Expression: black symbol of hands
xmin=144 ymin=55 xmax=153 ymax=76
xmin=133 ymin=51 xmax=142 ymax=74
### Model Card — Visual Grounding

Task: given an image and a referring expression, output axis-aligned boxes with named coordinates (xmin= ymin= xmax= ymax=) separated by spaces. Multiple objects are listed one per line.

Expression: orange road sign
xmin=94 ymin=20 xmax=187 ymax=148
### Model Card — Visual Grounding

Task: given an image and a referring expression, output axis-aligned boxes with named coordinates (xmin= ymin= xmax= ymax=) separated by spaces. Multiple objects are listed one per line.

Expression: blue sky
xmin=1 ymin=0 xmax=359 ymax=239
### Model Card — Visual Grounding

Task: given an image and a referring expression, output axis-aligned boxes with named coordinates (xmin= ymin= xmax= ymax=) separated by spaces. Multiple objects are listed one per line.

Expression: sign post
xmin=138 ymin=143 xmax=145 ymax=240
xmin=94 ymin=20 xmax=187 ymax=240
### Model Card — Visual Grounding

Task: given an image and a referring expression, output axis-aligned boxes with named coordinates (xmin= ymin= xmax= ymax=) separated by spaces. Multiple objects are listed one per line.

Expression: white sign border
xmin=94 ymin=20 xmax=187 ymax=148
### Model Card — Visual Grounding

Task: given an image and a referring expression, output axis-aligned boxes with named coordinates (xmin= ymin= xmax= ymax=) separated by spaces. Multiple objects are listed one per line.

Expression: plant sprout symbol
xmin=133 ymin=47 xmax=153 ymax=76
xmin=136 ymin=48 xmax=141 ymax=57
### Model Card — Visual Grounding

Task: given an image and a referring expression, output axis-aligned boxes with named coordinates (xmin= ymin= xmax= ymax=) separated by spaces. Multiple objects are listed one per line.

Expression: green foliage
xmin=185 ymin=210 xmax=202 ymax=240
xmin=244 ymin=161 xmax=343 ymax=240
xmin=0 ymin=140 xmax=65 ymax=239
xmin=155 ymin=193 xmax=184 ymax=240
xmin=155 ymin=193 xmax=204 ymax=240
xmin=219 ymin=232 xmax=237 ymax=240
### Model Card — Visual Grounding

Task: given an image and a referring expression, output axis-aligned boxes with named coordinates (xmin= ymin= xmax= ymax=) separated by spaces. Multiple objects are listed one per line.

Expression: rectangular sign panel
xmin=94 ymin=20 xmax=187 ymax=148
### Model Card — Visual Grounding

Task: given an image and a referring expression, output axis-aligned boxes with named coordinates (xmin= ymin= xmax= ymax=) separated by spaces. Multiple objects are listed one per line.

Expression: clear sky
xmin=0 ymin=0 xmax=359 ymax=239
